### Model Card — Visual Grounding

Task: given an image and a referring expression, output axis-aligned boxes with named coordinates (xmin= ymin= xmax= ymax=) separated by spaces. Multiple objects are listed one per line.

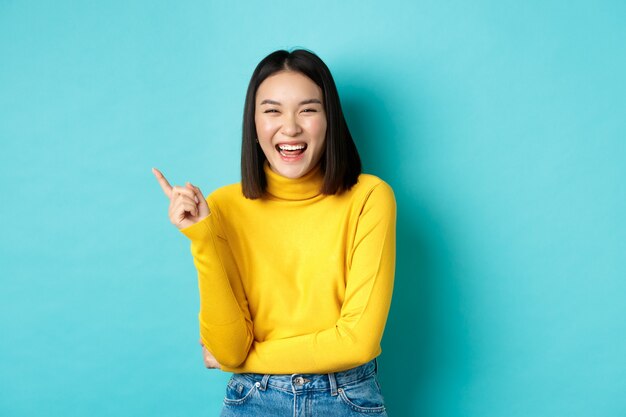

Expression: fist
xmin=200 ymin=339 xmax=221 ymax=369
xmin=152 ymin=168 xmax=210 ymax=229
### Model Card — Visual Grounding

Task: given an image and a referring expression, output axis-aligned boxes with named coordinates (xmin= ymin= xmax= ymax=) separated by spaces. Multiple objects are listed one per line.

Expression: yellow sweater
xmin=180 ymin=163 xmax=396 ymax=374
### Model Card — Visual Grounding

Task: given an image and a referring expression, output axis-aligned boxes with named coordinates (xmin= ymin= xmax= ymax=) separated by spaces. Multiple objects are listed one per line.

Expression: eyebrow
xmin=259 ymin=98 xmax=322 ymax=105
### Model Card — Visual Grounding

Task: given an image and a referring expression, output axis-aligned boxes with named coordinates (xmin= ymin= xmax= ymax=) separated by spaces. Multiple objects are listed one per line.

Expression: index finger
xmin=152 ymin=167 xmax=173 ymax=198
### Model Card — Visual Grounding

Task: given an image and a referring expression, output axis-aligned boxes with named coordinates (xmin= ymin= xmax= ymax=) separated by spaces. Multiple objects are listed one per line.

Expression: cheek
xmin=303 ymin=117 xmax=327 ymax=141
xmin=254 ymin=118 xmax=277 ymax=140
xmin=313 ymin=120 xmax=327 ymax=143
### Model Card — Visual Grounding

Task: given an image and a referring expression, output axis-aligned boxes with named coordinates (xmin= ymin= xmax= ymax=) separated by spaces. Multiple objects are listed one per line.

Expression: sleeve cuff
xmin=179 ymin=215 xmax=213 ymax=242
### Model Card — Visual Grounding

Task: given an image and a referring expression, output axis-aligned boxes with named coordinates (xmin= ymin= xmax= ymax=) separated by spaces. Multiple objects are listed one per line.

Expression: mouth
xmin=275 ymin=143 xmax=307 ymax=158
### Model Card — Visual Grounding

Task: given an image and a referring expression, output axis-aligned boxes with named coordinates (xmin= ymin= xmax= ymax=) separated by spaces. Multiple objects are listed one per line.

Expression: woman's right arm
xmin=153 ymin=168 xmax=253 ymax=368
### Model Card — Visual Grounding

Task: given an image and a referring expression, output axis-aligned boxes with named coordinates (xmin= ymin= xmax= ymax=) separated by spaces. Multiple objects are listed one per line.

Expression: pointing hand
xmin=152 ymin=168 xmax=210 ymax=229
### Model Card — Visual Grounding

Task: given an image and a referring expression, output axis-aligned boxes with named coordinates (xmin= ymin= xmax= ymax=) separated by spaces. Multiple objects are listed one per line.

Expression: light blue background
xmin=1 ymin=1 xmax=624 ymax=416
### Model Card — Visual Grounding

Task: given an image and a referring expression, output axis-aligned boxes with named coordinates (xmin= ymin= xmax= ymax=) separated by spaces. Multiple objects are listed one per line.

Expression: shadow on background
xmin=343 ymin=83 xmax=469 ymax=416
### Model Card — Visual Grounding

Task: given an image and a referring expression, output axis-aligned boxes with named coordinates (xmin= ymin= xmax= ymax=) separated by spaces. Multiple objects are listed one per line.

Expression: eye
xmin=302 ymin=108 xmax=318 ymax=113
xmin=263 ymin=109 xmax=279 ymax=114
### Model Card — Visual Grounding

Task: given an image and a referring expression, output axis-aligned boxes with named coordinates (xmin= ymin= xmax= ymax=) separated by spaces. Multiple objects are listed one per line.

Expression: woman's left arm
xmin=222 ymin=181 xmax=396 ymax=374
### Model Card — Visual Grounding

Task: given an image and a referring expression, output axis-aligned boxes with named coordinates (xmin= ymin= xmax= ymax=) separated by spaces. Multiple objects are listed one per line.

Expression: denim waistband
xmin=237 ymin=359 xmax=377 ymax=395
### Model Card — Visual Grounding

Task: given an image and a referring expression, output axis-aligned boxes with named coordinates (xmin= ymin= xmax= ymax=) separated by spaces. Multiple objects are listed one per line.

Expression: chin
xmin=278 ymin=167 xmax=308 ymax=179
xmin=272 ymin=161 xmax=312 ymax=179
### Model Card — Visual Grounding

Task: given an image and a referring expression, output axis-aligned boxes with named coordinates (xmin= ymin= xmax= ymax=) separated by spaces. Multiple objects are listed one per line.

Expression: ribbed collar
xmin=264 ymin=162 xmax=324 ymax=201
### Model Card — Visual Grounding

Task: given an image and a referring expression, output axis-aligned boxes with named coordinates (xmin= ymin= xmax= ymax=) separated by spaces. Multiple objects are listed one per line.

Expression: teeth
xmin=278 ymin=144 xmax=306 ymax=151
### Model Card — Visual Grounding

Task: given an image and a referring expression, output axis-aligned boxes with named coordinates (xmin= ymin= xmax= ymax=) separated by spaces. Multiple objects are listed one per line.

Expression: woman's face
xmin=255 ymin=70 xmax=327 ymax=179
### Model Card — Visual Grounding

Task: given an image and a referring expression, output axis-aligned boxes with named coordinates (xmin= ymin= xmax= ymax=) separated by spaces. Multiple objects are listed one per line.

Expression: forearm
xmin=182 ymin=216 xmax=254 ymax=368
xmin=222 ymin=319 xmax=386 ymax=374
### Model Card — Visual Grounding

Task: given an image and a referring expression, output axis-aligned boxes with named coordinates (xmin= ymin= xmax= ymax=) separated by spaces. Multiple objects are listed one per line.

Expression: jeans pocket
xmin=223 ymin=374 xmax=258 ymax=406
xmin=337 ymin=375 xmax=387 ymax=414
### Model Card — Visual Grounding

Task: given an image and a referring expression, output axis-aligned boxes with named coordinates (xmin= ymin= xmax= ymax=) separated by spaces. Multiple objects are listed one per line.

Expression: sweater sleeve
xmin=180 ymin=197 xmax=254 ymax=369
xmin=222 ymin=181 xmax=396 ymax=374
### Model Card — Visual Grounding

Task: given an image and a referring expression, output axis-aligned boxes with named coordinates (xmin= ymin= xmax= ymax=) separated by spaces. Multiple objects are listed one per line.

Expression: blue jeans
xmin=220 ymin=359 xmax=387 ymax=416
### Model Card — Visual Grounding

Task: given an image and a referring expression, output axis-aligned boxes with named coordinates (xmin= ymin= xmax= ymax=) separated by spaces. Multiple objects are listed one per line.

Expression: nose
xmin=281 ymin=114 xmax=302 ymax=137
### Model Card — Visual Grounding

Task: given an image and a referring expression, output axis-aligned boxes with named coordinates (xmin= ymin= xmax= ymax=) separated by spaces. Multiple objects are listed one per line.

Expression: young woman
xmin=153 ymin=49 xmax=396 ymax=416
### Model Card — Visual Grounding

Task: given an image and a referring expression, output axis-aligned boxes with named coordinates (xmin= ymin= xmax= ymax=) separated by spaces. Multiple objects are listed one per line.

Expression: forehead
xmin=256 ymin=71 xmax=322 ymax=101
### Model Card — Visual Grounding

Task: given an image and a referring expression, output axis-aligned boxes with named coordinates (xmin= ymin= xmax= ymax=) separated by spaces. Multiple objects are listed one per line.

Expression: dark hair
xmin=241 ymin=49 xmax=361 ymax=199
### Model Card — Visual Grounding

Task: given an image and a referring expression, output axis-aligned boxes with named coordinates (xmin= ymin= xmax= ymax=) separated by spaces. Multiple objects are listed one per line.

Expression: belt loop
xmin=259 ymin=374 xmax=270 ymax=391
xmin=328 ymin=372 xmax=338 ymax=396
xmin=374 ymin=358 xmax=378 ymax=374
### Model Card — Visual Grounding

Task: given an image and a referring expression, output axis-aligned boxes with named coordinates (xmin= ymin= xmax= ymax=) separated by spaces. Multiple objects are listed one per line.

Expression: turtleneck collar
xmin=264 ymin=162 xmax=324 ymax=201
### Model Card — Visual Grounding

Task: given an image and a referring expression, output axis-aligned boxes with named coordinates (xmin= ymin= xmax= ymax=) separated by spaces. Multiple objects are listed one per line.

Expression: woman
xmin=153 ymin=49 xmax=396 ymax=416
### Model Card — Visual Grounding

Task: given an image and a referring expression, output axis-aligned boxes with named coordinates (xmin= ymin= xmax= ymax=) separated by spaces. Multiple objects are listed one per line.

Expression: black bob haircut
xmin=241 ymin=49 xmax=361 ymax=199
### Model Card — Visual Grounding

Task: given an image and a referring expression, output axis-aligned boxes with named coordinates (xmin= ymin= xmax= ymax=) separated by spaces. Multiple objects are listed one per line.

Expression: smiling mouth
xmin=276 ymin=143 xmax=307 ymax=157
